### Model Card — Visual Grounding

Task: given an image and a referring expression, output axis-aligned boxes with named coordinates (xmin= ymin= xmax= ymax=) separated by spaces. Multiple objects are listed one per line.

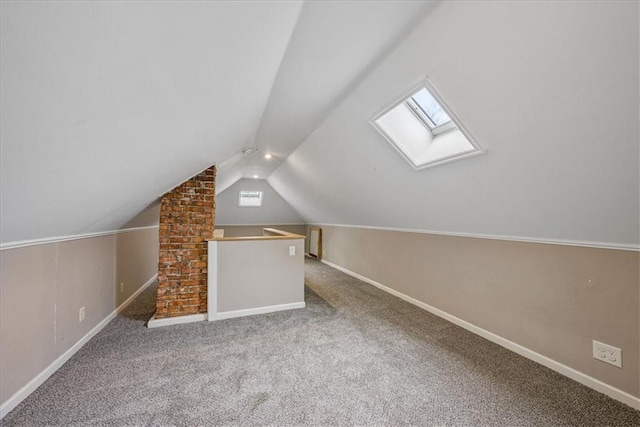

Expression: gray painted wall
xmin=215 ymin=179 xmax=304 ymax=226
xmin=116 ymin=228 xmax=160 ymax=306
xmin=0 ymin=228 xmax=158 ymax=408
xmin=312 ymin=225 xmax=639 ymax=398
xmin=213 ymin=239 xmax=304 ymax=313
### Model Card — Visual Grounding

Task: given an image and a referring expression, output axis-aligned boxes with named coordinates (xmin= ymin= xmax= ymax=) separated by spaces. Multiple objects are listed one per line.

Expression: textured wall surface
xmin=156 ymin=166 xmax=215 ymax=318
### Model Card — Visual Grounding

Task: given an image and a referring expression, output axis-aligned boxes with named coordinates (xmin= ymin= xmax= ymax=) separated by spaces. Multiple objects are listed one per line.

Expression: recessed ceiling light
xmin=252 ymin=174 xmax=259 ymax=179
xmin=264 ymin=153 xmax=273 ymax=160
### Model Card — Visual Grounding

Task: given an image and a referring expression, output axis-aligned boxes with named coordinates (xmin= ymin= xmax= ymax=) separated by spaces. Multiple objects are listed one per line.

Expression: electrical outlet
xmin=289 ymin=246 xmax=296 ymax=256
xmin=79 ymin=306 xmax=85 ymax=322
xmin=120 ymin=282 xmax=124 ymax=293
xmin=593 ymin=340 xmax=622 ymax=368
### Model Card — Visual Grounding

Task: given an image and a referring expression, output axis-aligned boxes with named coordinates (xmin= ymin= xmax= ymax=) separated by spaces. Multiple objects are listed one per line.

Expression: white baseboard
xmin=147 ymin=313 xmax=207 ymax=328
xmin=147 ymin=300 xmax=306 ymax=326
xmin=0 ymin=274 xmax=158 ymax=419
xmin=320 ymin=259 xmax=640 ymax=411
xmin=213 ymin=302 xmax=306 ymax=321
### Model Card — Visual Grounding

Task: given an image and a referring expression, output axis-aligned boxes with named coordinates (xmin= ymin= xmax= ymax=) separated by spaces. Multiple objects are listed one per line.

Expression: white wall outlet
xmin=593 ymin=340 xmax=622 ymax=368
xmin=120 ymin=282 xmax=124 ymax=293
xmin=289 ymin=246 xmax=296 ymax=256
xmin=79 ymin=306 xmax=85 ymax=322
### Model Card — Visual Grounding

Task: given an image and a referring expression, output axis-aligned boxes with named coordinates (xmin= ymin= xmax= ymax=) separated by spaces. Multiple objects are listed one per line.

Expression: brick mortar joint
xmin=156 ymin=165 xmax=215 ymax=318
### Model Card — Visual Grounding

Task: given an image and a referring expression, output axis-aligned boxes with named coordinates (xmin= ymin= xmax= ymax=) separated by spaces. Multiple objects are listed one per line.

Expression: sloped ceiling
xmin=215 ymin=0 xmax=436 ymax=192
xmin=269 ymin=1 xmax=640 ymax=247
xmin=0 ymin=0 xmax=437 ymax=245
xmin=215 ymin=179 xmax=304 ymax=226
xmin=0 ymin=1 xmax=302 ymax=244
xmin=4 ymin=1 xmax=637 ymax=249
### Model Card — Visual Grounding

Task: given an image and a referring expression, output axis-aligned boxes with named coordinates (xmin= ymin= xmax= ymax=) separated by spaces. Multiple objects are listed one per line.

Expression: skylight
xmin=372 ymin=78 xmax=484 ymax=170
xmin=411 ymin=88 xmax=450 ymax=126
xmin=407 ymin=88 xmax=456 ymax=136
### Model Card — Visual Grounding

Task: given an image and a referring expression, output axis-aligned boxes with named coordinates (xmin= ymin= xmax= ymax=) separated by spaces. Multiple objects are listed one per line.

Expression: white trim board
xmin=214 ymin=223 xmax=307 ymax=227
xmin=212 ymin=302 xmax=305 ymax=321
xmin=148 ymin=301 xmax=306 ymax=326
xmin=207 ymin=241 xmax=218 ymax=322
xmin=0 ymin=225 xmax=160 ymax=251
xmin=0 ymin=274 xmax=158 ymax=419
xmin=147 ymin=313 xmax=207 ymax=328
xmin=320 ymin=259 xmax=640 ymax=411
xmin=309 ymin=223 xmax=639 ymax=252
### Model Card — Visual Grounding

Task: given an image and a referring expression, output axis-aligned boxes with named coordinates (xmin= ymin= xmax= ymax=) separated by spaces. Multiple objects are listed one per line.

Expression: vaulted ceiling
xmin=2 ymin=1 xmax=638 ymax=248
xmin=269 ymin=1 xmax=639 ymax=248
xmin=0 ymin=0 xmax=435 ymax=244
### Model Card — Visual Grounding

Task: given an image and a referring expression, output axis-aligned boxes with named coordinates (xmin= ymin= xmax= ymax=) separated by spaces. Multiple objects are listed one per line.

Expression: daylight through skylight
xmin=371 ymin=77 xmax=484 ymax=170
xmin=410 ymin=88 xmax=451 ymax=127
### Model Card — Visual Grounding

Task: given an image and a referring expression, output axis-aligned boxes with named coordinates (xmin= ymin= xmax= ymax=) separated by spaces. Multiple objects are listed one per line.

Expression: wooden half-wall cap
xmin=206 ymin=228 xmax=306 ymax=242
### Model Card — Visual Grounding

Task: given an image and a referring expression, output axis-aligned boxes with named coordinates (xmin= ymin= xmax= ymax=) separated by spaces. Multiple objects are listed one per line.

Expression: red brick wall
xmin=156 ymin=166 xmax=215 ymax=318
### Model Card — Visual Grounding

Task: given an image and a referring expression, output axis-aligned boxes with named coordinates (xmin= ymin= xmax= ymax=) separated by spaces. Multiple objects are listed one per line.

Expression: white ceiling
xmin=269 ymin=1 xmax=640 ymax=247
xmin=215 ymin=0 xmax=436 ymax=192
xmin=3 ymin=1 xmax=637 ymax=248
xmin=0 ymin=1 xmax=437 ymax=244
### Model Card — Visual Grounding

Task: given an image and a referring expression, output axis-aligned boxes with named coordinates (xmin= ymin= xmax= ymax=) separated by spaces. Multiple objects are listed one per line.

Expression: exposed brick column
xmin=156 ymin=166 xmax=215 ymax=318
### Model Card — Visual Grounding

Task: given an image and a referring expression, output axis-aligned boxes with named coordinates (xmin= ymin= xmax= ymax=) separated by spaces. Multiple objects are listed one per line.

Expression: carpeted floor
xmin=3 ymin=258 xmax=639 ymax=426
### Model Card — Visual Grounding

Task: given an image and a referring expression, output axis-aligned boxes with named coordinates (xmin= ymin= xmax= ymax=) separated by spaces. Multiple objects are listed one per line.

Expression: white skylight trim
xmin=372 ymin=77 xmax=484 ymax=170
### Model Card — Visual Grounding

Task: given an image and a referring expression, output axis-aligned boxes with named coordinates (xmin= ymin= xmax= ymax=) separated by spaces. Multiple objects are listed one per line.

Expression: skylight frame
xmin=370 ymin=77 xmax=485 ymax=171
xmin=405 ymin=96 xmax=456 ymax=136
